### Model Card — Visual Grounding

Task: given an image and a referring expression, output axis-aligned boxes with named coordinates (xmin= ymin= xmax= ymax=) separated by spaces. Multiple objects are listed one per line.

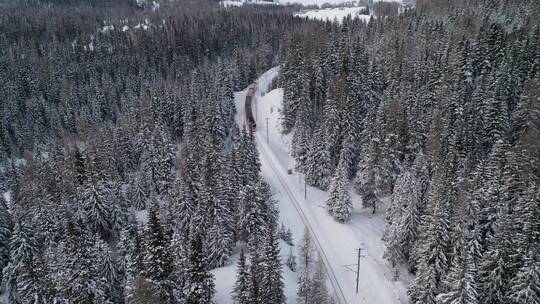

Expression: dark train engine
xmin=245 ymin=83 xmax=257 ymax=132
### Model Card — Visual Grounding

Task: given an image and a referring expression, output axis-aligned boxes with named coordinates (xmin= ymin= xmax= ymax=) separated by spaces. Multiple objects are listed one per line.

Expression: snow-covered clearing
xmin=221 ymin=0 xmax=401 ymax=8
xmin=221 ymin=0 xmax=279 ymax=7
xmin=234 ymin=66 xmax=411 ymax=304
xmin=294 ymin=6 xmax=372 ymax=23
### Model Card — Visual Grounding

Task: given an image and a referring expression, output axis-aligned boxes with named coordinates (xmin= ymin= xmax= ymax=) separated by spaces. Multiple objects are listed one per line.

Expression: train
xmin=245 ymin=83 xmax=257 ymax=132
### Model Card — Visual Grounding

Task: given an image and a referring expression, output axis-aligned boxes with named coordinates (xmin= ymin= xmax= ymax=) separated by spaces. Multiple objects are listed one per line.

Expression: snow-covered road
xmin=235 ymin=67 xmax=411 ymax=304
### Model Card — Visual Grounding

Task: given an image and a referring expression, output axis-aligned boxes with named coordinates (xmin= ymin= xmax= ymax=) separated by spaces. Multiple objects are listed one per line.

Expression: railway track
xmin=256 ymin=135 xmax=349 ymax=304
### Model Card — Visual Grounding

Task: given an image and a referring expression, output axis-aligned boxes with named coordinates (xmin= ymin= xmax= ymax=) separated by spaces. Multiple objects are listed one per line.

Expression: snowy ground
xmin=213 ymin=67 xmax=302 ymax=304
xmin=294 ymin=6 xmax=373 ymax=23
xmin=221 ymin=0 xmax=401 ymax=8
xmin=233 ymin=67 xmax=412 ymax=304
xmin=212 ymin=240 xmax=299 ymax=304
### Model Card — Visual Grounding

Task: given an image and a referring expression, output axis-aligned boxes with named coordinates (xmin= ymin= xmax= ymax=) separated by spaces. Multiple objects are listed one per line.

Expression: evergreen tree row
xmin=280 ymin=1 xmax=540 ymax=303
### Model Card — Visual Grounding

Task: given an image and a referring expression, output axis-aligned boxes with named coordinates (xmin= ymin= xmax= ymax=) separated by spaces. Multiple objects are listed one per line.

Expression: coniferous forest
xmin=280 ymin=1 xmax=540 ymax=303
xmin=0 ymin=0 xmax=306 ymax=303
xmin=0 ymin=0 xmax=539 ymax=303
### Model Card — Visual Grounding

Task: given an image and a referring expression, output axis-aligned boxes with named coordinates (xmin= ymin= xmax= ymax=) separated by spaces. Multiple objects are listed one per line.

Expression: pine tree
xmin=232 ymin=249 xmax=249 ymax=304
xmin=96 ymin=239 xmax=124 ymax=304
xmin=408 ymin=165 xmax=453 ymax=304
xmin=354 ymin=110 xmax=382 ymax=214
xmin=81 ymin=174 xmax=112 ymax=239
xmin=130 ymin=175 xmax=149 ymax=211
xmin=60 ymin=220 xmax=107 ymax=304
xmin=479 ymin=203 xmax=515 ymax=304
xmin=0 ymin=196 xmax=12 ymax=284
xmin=260 ymin=221 xmax=285 ymax=304
xmin=143 ymin=208 xmax=175 ymax=302
xmin=174 ymin=176 xmax=196 ymax=232
xmin=207 ymin=217 xmax=234 ymax=268
xmin=437 ymin=220 xmax=481 ymax=304
xmin=239 ymin=179 xmax=271 ymax=248
xmin=384 ymin=153 xmax=429 ymax=273
xmin=2 ymin=220 xmax=49 ymax=304
xmin=297 ymin=229 xmax=314 ymax=304
xmin=326 ymin=153 xmax=352 ymax=222
xmin=309 ymin=257 xmax=330 ymax=304
xmin=247 ymin=248 xmax=262 ymax=304
xmin=509 ymin=247 xmax=540 ymax=304
xmin=305 ymin=127 xmax=332 ymax=190
xmin=184 ymin=234 xmax=215 ymax=304
xmin=125 ymin=227 xmax=155 ymax=304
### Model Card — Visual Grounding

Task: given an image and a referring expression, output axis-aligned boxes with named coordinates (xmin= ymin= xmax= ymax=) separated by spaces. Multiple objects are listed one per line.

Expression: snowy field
xmin=221 ymin=0 xmax=401 ymax=8
xmin=232 ymin=67 xmax=411 ymax=304
xmin=294 ymin=6 xmax=373 ymax=23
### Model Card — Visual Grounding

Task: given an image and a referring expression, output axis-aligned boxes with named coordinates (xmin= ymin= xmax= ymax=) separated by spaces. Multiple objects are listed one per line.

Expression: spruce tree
xmin=82 ymin=175 xmax=113 ymax=239
xmin=143 ymin=208 xmax=174 ymax=302
xmin=297 ymin=229 xmax=314 ymax=304
xmin=247 ymin=248 xmax=262 ymax=304
xmin=184 ymin=234 xmax=215 ymax=304
xmin=309 ymin=257 xmax=330 ymax=304
xmin=96 ymin=239 xmax=124 ymax=304
xmin=3 ymin=220 xmax=42 ymax=304
xmin=509 ymin=247 xmax=540 ymax=304
xmin=0 ymin=196 xmax=12 ymax=284
xmin=384 ymin=153 xmax=429 ymax=273
xmin=305 ymin=128 xmax=332 ymax=190
xmin=326 ymin=153 xmax=352 ymax=222
xmin=60 ymin=220 xmax=107 ymax=304
xmin=408 ymin=166 xmax=453 ymax=304
xmin=479 ymin=203 xmax=515 ymax=304
xmin=260 ymin=221 xmax=285 ymax=304
xmin=232 ymin=249 xmax=249 ymax=304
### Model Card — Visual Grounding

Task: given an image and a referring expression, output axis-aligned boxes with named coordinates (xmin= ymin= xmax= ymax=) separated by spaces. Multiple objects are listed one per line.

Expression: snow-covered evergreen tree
xmin=96 ymin=239 xmax=125 ymax=304
xmin=305 ymin=128 xmax=332 ymax=190
xmin=326 ymin=153 xmax=352 ymax=222
xmin=509 ymin=247 xmax=540 ymax=304
xmin=309 ymin=257 xmax=330 ymax=304
xmin=142 ymin=208 xmax=175 ymax=302
xmin=384 ymin=153 xmax=430 ymax=273
xmin=184 ymin=234 xmax=215 ymax=304
xmin=0 ymin=196 xmax=12 ymax=284
xmin=408 ymin=164 xmax=453 ymax=304
xmin=232 ymin=249 xmax=249 ymax=304
xmin=297 ymin=228 xmax=315 ymax=304
xmin=59 ymin=220 xmax=107 ymax=304
xmin=260 ymin=222 xmax=285 ymax=304
xmin=248 ymin=248 xmax=262 ymax=304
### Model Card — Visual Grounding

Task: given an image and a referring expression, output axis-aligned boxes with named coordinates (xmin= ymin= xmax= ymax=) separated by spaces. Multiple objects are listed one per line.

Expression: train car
xmin=245 ymin=83 xmax=257 ymax=131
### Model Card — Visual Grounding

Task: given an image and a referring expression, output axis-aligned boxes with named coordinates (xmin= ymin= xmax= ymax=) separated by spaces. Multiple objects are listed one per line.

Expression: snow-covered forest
xmin=280 ymin=0 xmax=540 ymax=303
xmin=0 ymin=0 xmax=539 ymax=303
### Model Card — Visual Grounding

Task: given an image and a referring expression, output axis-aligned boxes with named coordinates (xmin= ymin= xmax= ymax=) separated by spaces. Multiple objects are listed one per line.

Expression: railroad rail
xmin=257 ymin=135 xmax=349 ymax=304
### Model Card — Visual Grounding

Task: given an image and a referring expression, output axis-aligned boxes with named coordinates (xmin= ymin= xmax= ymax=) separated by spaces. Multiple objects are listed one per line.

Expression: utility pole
xmin=342 ymin=248 xmax=365 ymax=296
xmin=266 ymin=117 xmax=269 ymax=144
xmin=356 ymin=248 xmax=361 ymax=293
xmin=356 ymin=248 xmax=365 ymax=294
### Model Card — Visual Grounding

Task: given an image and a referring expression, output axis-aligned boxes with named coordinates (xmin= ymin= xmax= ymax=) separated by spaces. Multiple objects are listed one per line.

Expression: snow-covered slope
xmin=222 ymin=0 xmax=401 ymax=8
xmin=294 ymin=6 xmax=373 ymax=23
xmin=235 ymin=67 xmax=411 ymax=304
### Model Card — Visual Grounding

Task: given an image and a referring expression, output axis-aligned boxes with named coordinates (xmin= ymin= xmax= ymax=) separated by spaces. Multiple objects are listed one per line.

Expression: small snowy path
xmin=235 ymin=67 xmax=411 ymax=304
